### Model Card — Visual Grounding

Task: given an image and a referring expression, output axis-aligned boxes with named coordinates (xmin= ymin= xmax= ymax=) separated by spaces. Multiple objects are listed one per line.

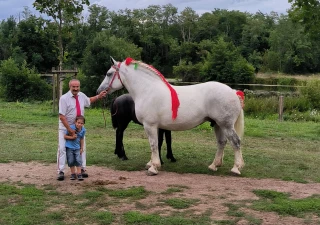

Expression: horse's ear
xmin=110 ymin=56 xmax=117 ymax=65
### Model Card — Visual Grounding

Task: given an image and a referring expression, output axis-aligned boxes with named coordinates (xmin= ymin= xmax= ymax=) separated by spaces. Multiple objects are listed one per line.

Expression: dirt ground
xmin=1 ymin=161 xmax=320 ymax=224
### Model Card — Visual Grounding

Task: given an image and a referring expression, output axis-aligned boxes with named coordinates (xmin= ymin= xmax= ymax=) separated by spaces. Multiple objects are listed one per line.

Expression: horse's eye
xmin=107 ymin=72 xmax=113 ymax=77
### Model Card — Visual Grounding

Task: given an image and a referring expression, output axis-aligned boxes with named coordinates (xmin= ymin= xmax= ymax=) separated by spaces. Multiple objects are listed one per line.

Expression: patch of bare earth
xmin=1 ymin=162 xmax=320 ymax=224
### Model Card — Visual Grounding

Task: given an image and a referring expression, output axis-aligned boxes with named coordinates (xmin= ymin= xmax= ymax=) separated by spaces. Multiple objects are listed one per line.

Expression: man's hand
xmin=99 ymin=90 xmax=107 ymax=99
xmin=68 ymin=129 xmax=76 ymax=136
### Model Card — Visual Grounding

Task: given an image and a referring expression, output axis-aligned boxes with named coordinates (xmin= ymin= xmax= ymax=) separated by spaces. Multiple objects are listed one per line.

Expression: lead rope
xmin=100 ymin=95 xmax=108 ymax=128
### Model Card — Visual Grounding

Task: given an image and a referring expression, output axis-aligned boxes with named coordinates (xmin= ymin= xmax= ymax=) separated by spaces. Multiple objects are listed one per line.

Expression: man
xmin=57 ymin=79 xmax=107 ymax=181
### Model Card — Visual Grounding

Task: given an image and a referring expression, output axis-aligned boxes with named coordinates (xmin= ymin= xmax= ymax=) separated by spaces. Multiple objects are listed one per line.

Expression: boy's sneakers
xmin=77 ymin=174 xmax=84 ymax=181
xmin=81 ymin=169 xmax=88 ymax=178
xmin=70 ymin=174 xmax=76 ymax=180
xmin=57 ymin=171 xmax=64 ymax=181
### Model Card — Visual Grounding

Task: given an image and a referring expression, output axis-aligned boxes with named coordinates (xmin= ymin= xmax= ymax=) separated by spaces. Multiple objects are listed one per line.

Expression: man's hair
xmin=69 ymin=79 xmax=80 ymax=86
xmin=75 ymin=115 xmax=85 ymax=124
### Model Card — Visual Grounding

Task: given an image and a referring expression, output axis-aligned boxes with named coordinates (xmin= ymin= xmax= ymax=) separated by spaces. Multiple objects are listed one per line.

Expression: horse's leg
xmin=144 ymin=125 xmax=161 ymax=175
xmin=208 ymin=125 xmax=227 ymax=172
xmin=225 ymin=128 xmax=244 ymax=175
xmin=158 ymin=129 xmax=165 ymax=164
xmin=115 ymin=128 xmax=128 ymax=160
xmin=164 ymin=130 xmax=176 ymax=162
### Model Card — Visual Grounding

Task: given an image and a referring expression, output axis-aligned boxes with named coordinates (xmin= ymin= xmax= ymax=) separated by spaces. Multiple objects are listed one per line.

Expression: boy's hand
xmin=80 ymin=149 xmax=83 ymax=154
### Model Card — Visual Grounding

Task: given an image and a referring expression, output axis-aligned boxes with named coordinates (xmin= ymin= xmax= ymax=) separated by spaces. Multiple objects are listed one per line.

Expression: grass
xmin=162 ymin=198 xmax=200 ymax=209
xmin=1 ymin=100 xmax=320 ymax=224
xmin=252 ymin=190 xmax=320 ymax=217
xmin=1 ymin=100 xmax=319 ymax=182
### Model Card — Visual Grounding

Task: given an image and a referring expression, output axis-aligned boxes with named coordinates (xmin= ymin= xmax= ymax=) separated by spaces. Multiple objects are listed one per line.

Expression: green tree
xmin=0 ymin=17 xmax=18 ymax=60
xmin=195 ymin=12 xmax=219 ymax=42
xmin=288 ymin=0 xmax=320 ymax=37
xmin=202 ymin=36 xmax=254 ymax=83
xmin=87 ymin=4 xmax=111 ymax=33
xmin=178 ymin=7 xmax=198 ymax=43
xmin=213 ymin=9 xmax=248 ymax=46
xmin=81 ymin=31 xmax=142 ymax=96
xmin=33 ymin=0 xmax=90 ymax=69
xmin=266 ymin=15 xmax=315 ymax=73
xmin=16 ymin=15 xmax=59 ymax=72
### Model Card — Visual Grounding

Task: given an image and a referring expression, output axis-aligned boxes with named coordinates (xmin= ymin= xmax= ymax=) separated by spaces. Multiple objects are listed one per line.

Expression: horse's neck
xmin=121 ymin=66 xmax=164 ymax=98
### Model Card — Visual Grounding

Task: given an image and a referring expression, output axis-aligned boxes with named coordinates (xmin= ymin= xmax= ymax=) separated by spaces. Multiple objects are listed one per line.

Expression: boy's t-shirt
xmin=65 ymin=124 xmax=86 ymax=150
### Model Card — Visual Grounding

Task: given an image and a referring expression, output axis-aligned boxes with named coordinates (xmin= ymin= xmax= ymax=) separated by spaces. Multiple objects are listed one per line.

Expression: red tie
xmin=74 ymin=95 xmax=81 ymax=116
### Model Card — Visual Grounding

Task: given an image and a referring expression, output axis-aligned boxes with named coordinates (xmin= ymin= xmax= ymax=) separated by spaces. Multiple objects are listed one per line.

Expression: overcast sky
xmin=0 ymin=0 xmax=291 ymax=20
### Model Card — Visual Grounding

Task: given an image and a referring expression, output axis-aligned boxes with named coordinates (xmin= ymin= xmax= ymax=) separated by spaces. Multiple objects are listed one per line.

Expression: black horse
xmin=110 ymin=94 xmax=176 ymax=164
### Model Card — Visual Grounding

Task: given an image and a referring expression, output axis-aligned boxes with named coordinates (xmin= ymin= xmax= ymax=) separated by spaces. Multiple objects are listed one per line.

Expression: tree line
xmin=0 ymin=0 xmax=319 ymax=101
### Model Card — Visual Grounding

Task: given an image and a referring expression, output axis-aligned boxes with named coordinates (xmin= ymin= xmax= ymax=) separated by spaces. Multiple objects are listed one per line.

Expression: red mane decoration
xmin=236 ymin=90 xmax=245 ymax=108
xmin=124 ymin=57 xmax=180 ymax=120
xmin=125 ymin=57 xmax=133 ymax=65
xmin=236 ymin=90 xmax=244 ymax=100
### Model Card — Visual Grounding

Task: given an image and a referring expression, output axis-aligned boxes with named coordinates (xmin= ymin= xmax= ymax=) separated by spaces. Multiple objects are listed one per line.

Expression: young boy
xmin=64 ymin=116 xmax=86 ymax=181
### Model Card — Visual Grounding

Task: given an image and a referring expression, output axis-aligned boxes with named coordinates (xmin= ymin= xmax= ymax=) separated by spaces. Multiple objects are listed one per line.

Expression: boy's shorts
xmin=66 ymin=148 xmax=82 ymax=167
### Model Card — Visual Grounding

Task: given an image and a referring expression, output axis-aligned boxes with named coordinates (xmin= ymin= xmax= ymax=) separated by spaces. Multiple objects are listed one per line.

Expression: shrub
xmin=173 ymin=61 xmax=202 ymax=82
xmin=244 ymin=95 xmax=311 ymax=119
xmin=232 ymin=58 xmax=255 ymax=83
xmin=299 ymin=80 xmax=320 ymax=109
xmin=0 ymin=58 xmax=51 ymax=101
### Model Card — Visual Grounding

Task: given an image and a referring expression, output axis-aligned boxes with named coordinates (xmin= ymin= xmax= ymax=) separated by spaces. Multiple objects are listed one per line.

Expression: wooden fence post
xmin=279 ymin=95 xmax=284 ymax=122
xmin=52 ymin=73 xmax=56 ymax=114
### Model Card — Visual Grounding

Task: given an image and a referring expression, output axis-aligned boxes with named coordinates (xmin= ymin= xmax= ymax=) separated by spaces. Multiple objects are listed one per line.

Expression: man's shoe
xmin=70 ymin=174 xmax=76 ymax=180
xmin=81 ymin=169 xmax=88 ymax=178
xmin=77 ymin=174 xmax=84 ymax=181
xmin=57 ymin=171 xmax=64 ymax=181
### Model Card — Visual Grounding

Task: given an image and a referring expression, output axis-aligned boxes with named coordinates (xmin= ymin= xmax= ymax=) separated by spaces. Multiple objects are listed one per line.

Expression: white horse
xmin=97 ymin=57 xmax=245 ymax=176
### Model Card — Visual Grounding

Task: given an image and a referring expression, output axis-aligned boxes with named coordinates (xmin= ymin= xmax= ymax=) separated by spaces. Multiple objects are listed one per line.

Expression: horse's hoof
xmin=231 ymin=166 xmax=241 ymax=175
xmin=170 ymin=157 xmax=177 ymax=162
xmin=147 ymin=166 xmax=158 ymax=176
xmin=145 ymin=161 xmax=152 ymax=170
xmin=208 ymin=164 xmax=218 ymax=171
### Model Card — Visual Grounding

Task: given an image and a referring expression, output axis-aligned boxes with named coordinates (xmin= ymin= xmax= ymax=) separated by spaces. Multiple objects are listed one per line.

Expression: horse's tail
xmin=234 ymin=109 xmax=244 ymax=140
xmin=110 ymin=98 xmax=118 ymax=129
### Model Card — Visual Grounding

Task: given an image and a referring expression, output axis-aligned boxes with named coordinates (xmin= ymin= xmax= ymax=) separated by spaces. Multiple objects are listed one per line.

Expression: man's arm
xmin=64 ymin=133 xmax=76 ymax=140
xmin=59 ymin=114 xmax=75 ymax=135
xmin=89 ymin=90 xmax=107 ymax=103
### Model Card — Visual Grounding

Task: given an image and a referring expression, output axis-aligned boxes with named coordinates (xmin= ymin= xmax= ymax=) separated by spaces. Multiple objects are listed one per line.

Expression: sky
xmin=0 ymin=0 xmax=291 ymax=21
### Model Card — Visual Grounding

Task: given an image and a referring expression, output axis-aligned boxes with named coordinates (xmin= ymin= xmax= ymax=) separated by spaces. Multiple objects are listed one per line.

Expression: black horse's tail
xmin=110 ymin=98 xmax=118 ymax=129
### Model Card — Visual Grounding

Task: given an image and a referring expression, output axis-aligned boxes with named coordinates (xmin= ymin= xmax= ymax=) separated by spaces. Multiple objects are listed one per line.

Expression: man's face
xmin=69 ymin=81 xmax=80 ymax=95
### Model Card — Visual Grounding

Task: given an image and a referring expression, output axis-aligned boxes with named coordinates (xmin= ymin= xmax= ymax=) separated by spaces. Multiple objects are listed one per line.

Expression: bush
xmin=232 ymin=58 xmax=255 ymax=83
xmin=173 ymin=60 xmax=203 ymax=82
xmin=244 ymin=95 xmax=311 ymax=119
xmin=299 ymin=80 xmax=320 ymax=109
xmin=0 ymin=58 xmax=52 ymax=101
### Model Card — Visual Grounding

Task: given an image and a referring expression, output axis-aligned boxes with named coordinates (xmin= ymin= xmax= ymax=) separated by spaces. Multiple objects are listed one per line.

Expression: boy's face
xmin=75 ymin=119 xmax=84 ymax=129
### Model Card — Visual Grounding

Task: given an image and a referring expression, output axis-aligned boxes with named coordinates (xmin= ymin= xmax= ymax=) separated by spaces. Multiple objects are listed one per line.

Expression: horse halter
xmin=105 ymin=62 xmax=124 ymax=93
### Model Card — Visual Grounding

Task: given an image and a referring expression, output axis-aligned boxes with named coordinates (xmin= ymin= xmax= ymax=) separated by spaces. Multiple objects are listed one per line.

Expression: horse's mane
xmin=124 ymin=58 xmax=180 ymax=120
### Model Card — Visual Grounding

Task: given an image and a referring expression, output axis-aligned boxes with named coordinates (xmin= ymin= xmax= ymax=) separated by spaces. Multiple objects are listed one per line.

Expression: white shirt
xmin=58 ymin=91 xmax=90 ymax=129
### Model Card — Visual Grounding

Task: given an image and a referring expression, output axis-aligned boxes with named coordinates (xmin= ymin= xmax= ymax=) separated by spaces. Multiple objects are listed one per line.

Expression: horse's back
xmin=174 ymin=82 xmax=240 ymax=111
xmin=169 ymin=82 xmax=241 ymax=129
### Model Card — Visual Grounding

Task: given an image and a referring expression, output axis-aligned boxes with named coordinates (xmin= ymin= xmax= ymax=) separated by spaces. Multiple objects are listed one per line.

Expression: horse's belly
xmin=159 ymin=116 xmax=207 ymax=131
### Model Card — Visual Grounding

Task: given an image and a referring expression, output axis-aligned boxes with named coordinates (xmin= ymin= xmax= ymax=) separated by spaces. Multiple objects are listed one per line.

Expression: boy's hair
xmin=75 ymin=115 xmax=85 ymax=124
